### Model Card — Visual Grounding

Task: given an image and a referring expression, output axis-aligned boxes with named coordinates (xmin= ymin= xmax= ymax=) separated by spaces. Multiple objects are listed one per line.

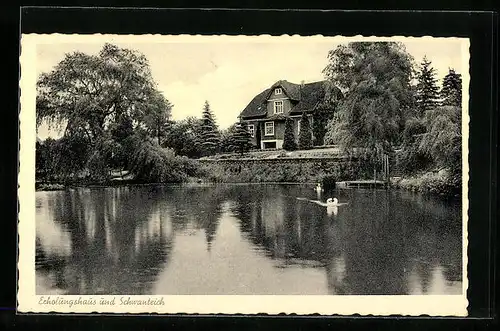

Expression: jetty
xmin=336 ymin=180 xmax=388 ymax=189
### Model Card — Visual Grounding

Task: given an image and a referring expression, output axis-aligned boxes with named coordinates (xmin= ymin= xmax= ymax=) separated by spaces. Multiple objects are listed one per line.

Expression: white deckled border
xmin=18 ymin=34 xmax=470 ymax=315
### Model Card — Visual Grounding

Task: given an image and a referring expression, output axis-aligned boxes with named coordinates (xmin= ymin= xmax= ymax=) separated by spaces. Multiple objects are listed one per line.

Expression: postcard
xmin=18 ymin=33 xmax=469 ymax=315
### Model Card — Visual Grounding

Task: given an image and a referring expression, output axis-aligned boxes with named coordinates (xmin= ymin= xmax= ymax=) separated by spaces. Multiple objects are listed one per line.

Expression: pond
xmin=35 ymin=184 xmax=463 ymax=295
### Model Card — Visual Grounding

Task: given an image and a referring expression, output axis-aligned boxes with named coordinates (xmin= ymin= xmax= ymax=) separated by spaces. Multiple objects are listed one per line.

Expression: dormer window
xmin=275 ymin=88 xmax=282 ymax=95
xmin=274 ymin=101 xmax=283 ymax=114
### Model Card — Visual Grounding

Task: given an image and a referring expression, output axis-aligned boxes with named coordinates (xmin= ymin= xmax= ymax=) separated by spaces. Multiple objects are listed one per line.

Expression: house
xmin=239 ymin=80 xmax=341 ymax=150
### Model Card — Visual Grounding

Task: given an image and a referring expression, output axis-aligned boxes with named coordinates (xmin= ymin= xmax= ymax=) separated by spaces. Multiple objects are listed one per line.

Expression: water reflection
xmin=36 ymin=184 xmax=462 ymax=295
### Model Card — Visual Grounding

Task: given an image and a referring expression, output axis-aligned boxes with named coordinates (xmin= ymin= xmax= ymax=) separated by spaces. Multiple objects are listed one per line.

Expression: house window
xmin=265 ymin=122 xmax=274 ymax=136
xmin=247 ymin=124 xmax=255 ymax=137
xmin=275 ymin=87 xmax=282 ymax=95
xmin=274 ymin=101 xmax=283 ymax=114
xmin=297 ymin=119 xmax=301 ymax=134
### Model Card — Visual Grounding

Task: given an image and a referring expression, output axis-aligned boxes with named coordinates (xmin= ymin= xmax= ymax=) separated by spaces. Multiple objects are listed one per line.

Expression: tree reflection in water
xmin=36 ymin=187 xmax=174 ymax=295
xmin=229 ymin=185 xmax=462 ymax=295
xmin=36 ymin=184 xmax=462 ymax=295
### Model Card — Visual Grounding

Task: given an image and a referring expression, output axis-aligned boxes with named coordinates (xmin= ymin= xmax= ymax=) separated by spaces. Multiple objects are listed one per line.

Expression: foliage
xmin=298 ymin=112 xmax=313 ymax=150
xmin=441 ymin=69 xmax=462 ymax=107
xmin=36 ymin=43 xmax=174 ymax=180
xmin=200 ymin=159 xmax=371 ymax=183
xmin=312 ymin=81 xmax=340 ymax=146
xmin=37 ymin=43 xmax=171 ymax=142
xmin=394 ymin=170 xmax=460 ymax=197
xmin=127 ymin=135 xmax=201 ymax=182
xmin=317 ymin=174 xmax=337 ymax=189
xmin=108 ymin=115 xmax=135 ymax=171
xmin=162 ymin=117 xmax=204 ymax=158
xmin=231 ymin=121 xmax=253 ymax=155
xmin=36 ymin=134 xmax=91 ymax=182
xmin=254 ymin=123 xmax=262 ymax=149
xmin=219 ymin=124 xmax=238 ymax=153
xmin=395 ymin=104 xmax=462 ymax=195
xmin=419 ymin=105 xmax=462 ymax=177
xmin=199 ymin=101 xmax=220 ymax=156
xmin=141 ymin=90 xmax=173 ymax=145
xmin=323 ymin=42 xmax=415 ymax=158
xmin=416 ymin=56 xmax=440 ymax=116
xmin=36 ymin=138 xmax=57 ymax=180
xmin=397 ymin=117 xmax=433 ymax=174
xmin=283 ymin=117 xmax=297 ymax=151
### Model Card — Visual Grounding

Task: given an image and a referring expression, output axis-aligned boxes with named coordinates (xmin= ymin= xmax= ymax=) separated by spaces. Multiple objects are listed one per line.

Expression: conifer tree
xmin=231 ymin=121 xmax=252 ymax=155
xmin=200 ymin=101 xmax=220 ymax=156
xmin=441 ymin=68 xmax=462 ymax=107
xmin=416 ymin=56 xmax=440 ymax=116
xmin=220 ymin=124 xmax=237 ymax=153
xmin=298 ymin=112 xmax=313 ymax=150
xmin=283 ymin=117 xmax=297 ymax=151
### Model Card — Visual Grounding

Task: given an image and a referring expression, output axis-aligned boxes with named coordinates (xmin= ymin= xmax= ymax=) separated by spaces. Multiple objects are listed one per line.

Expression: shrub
xmin=298 ymin=112 xmax=313 ymax=150
xmin=317 ymin=174 xmax=337 ymax=189
xmin=396 ymin=170 xmax=460 ymax=197
xmin=283 ymin=117 xmax=297 ymax=151
xmin=127 ymin=137 xmax=202 ymax=183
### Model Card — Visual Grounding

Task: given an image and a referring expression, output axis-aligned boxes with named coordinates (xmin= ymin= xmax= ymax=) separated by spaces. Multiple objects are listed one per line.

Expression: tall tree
xmin=298 ymin=112 xmax=313 ymax=150
xmin=199 ymin=101 xmax=220 ymax=156
xmin=36 ymin=43 xmax=173 ymax=177
xmin=323 ymin=42 xmax=415 ymax=157
xmin=37 ymin=43 xmax=170 ymax=143
xmin=313 ymin=81 xmax=341 ymax=146
xmin=220 ymin=124 xmax=238 ymax=153
xmin=254 ymin=123 xmax=262 ymax=149
xmin=231 ymin=121 xmax=253 ymax=155
xmin=419 ymin=105 xmax=461 ymax=177
xmin=441 ymin=68 xmax=462 ymax=107
xmin=162 ymin=117 xmax=203 ymax=158
xmin=283 ymin=117 xmax=297 ymax=151
xmin=142 ymin=90 xmax=173 ymax=145
xmin=416 ymin=56 xmax=440 ymax=116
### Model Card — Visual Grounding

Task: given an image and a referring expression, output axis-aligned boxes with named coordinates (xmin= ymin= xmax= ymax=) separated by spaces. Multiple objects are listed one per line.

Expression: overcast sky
xmin=35 ymin=36 xmax=465 ymax=139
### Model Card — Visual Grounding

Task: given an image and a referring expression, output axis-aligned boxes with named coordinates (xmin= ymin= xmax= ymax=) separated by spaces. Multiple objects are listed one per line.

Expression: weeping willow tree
xmin=126 ymin=135 xmax=199 ymax=183
xmin=36 ymin=43 xmax=173 ymax=181
xmin=323 ymin=42 xmax=415 ymax=178
xmin=419 ymin=105 xmax=462 ymax=182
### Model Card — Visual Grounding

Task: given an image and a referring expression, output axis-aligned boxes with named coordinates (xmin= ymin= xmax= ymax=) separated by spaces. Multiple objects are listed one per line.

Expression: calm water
xmin=36 ymin=184 xmax=463 ymax=295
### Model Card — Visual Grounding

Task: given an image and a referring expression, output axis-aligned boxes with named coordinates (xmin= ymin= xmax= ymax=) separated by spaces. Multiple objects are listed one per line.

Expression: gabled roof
xmin=239 ymin=88 xmax=270 ymax=119
xmin=267 ymin=80 xmax=301 ymax=101
xmin=289 ymin=81 xmax=327 ymax=114
xmin=240 ymin=80 xmax=341 ymax=119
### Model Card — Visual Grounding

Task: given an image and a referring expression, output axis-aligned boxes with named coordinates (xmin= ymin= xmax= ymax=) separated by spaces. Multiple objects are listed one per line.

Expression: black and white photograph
xmin=18 ymin=34 xmax=469 ymax=315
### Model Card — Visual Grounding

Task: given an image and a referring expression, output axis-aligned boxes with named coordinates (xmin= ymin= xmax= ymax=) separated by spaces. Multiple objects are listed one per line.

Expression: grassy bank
xmin=390 ymin=169 xmax=461 ymax=197
xmin=197 ymin=158 xmax=371 ymax=184
xmin=201 ymin=146 xmax=342 ymax=160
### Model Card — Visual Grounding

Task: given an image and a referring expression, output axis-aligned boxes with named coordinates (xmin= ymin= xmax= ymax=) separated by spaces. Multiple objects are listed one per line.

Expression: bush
xmin=283 ymin=117 xmax=297 ymax=151
xmin=395 ymin=170 xmax=460 ymax=197
xmin=127 ymin=137 xmax=202 ymax=183
xmin=198 ymin=159 xmax=369 ymax=184
xmin=298 ymin=113 xmax=313 ymax=150
xmin=317 ymin=174 xmax=337 ymax=189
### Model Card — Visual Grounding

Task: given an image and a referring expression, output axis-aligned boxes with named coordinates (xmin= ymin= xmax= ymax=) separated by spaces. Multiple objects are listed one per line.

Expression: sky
xmin=35 ymin=36 xmax=465 ymax=139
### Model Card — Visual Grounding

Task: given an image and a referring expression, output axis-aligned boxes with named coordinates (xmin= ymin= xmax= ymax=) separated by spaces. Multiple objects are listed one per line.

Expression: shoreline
xmin=36 ymin=175 xmax=460 ymax=199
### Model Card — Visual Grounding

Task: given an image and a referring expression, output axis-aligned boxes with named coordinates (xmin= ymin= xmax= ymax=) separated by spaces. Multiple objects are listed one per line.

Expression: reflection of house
xmin=239 ymin=80 xmax=340 ymax=150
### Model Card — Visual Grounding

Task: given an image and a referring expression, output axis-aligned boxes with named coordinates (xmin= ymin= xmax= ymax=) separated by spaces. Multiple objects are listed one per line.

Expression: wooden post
xmin=386 ymin=155 xmax=389 ymax=182
xmin=387 ymin=155 xmax=390 ymax=183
